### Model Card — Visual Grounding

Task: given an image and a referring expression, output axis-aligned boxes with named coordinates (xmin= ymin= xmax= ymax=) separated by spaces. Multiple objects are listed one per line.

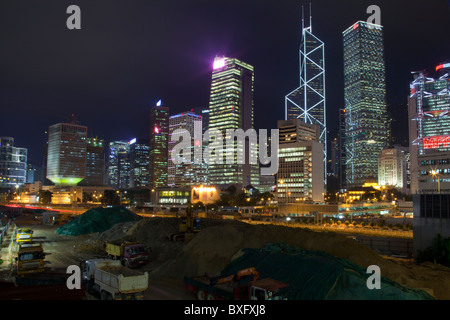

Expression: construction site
xmin=0 ymin=205 xmax=449 ymax=300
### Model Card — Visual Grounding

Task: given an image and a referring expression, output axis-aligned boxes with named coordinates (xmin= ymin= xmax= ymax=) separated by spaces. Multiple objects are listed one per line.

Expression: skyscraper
xmin=46 ymin=116 xmax=87 ymax=186
xmin=408 ymin=63 xmax=450 ymax=194
xmin=338 ymin=108 xmax=347 ymax=189
xmin=343 ymin=21 xmax=388 ymax=189
xmin=208 ymin=56 xmax=259 ymax=188
xmin=107 ymin=140 xmax=130 ymax=189
xmin=285 ymin=6 xmax=327 ymax=183
xmin=277 ymin=119 xmax=325 ymax=203
xmin=168 ymin=111 xmax=207 ymax=187
xmin=149 ymin=100 xmax=169 ymax=189
xmin=130 ymin=138 xmax=150 ymax=188
xmin=79 ymin=137 xmax=105 ymax=187
xmin=0 ymin=137 xmax=28 ymax=188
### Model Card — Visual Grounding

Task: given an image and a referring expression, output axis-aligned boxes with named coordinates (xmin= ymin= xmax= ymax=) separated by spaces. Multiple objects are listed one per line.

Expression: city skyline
xmin=0 ymin=0 xmax=449 ymax=166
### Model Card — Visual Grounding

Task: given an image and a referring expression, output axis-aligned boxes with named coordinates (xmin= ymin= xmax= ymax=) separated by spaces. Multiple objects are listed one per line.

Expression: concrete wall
xmin=413 ymin=194 xmax=450 ymax=255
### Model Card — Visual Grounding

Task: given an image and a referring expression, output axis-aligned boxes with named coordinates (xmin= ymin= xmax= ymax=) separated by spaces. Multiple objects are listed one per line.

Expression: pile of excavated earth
xmin=77 ymin=216 xmax=450 ymax=300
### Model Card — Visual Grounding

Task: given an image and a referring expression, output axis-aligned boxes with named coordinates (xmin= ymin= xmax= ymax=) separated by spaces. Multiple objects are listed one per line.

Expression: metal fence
xmin=356 ymin=236 xmax=413 ymax=257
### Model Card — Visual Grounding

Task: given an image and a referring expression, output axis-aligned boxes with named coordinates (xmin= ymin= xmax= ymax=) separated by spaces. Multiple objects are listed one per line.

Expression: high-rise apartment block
xmin=0 ymin=137 xmax=28 ymax=188
xmin=46 ymin=117 xmax=87 ymax=186
xmin=208 ymin=56 xmax=259 ymax=188
xmin=343 ymin=21 xmax=389 ymax=189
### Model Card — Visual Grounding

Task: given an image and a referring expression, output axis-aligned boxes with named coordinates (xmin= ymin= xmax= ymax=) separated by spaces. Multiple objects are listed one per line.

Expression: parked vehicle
xmin=105 ymin=241 xmax=150 ymax=268
xmin=184 ymin=267 xmax=289 ymax=300
xmin=16 ymin=228 xmax=33 ymax=243
xmin=15 ymin=242 xmax=45 ymax=275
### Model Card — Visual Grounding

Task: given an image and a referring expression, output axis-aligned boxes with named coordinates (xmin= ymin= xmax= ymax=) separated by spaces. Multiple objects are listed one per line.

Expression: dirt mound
xmin=132 ymin=218 xmax=450 ymax=300
xmin=56 ymin=206 xmax=142 ymax=236
xmin=79 ymin=216 xmax=450 ymax=299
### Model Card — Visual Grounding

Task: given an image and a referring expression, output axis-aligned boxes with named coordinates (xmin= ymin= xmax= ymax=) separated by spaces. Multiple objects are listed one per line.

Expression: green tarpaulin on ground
xmin=56 ymin=206 xmax=142 ymax=236
xmin=220 ymin=242 xmax=434 ymax=300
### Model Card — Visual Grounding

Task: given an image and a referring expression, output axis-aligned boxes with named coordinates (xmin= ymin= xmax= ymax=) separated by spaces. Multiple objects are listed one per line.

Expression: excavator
xmin=169 ymin=202 xmax=200 ymax=242
xmin=209 ymin=267 xmax=260 ymax=286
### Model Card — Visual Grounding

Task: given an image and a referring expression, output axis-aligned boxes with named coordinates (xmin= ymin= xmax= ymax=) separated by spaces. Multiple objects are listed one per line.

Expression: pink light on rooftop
xmin=213 ymin=58 xmax=226 ymax=70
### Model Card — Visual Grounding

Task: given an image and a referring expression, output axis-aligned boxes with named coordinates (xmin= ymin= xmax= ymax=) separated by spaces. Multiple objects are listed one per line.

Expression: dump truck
xmin=15 ymin=228 xmax=33 ymax=243
xmin=105 ymin=241 xmax=150 ymax=268
xmin=81 ymin=259 xmax=149 ymax=300
xmin=184 ymin=267 xmax=289 ymax=300
xmin=15 ymin=242 xmax=45 ymax=275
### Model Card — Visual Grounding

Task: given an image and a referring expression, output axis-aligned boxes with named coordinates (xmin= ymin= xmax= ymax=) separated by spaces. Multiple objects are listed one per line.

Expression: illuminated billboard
xmin=191 ymin=185 xmax=220 ymax=204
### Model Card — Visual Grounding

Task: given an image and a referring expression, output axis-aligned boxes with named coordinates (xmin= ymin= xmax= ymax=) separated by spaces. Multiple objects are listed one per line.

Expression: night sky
xmin=1 ymin=0 xmax=449 ymax=166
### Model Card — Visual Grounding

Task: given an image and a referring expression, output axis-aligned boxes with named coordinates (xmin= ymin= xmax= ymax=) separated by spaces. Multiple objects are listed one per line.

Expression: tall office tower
xmin=193 ymin=108 xmax=210 ymax=134
xmin=168 ymin=111 xmax=208 ymax=187
xmin=208 ymin=56 xmax=259 ymax=188
xmin=149 ymin=100 xmax=169 ymax=189
xmin=329 ymin=137 xmax=339 ymax=177
xmin=343 ymin=21 xmax=388 ymax=189
xmin=276 ymin=119 xmax=325 ymax=203
xmin=0 ymin=137 xmax=28 ymax=188
xmin=130 ymin=138 xmax=150 ymax=188
xmin=408 ymin=63 xmax=450 ymax=194
xmin=338 ymin=108 xmax=347 ymax=190
xmin=26 ymin=164 xmax=36 ymax=184
xmin=285 ymin=6 xmax=327 ymax=183
xmin=107 ymin=140 xmax=130 ymax=189
xmin=79 ymin=138 xmax=105 ymax=187
xmin=378 ymin=146 xmax=408 ymax=193
xmin=46 ymin=117 xmax=87 ymax=186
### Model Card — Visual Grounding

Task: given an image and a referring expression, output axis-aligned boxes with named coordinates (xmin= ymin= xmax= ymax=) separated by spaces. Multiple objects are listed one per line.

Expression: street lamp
xmin=431 ymin=169 xmax=441 ymax=194
xmin=278 ymin=180 xmax=285 ymax=204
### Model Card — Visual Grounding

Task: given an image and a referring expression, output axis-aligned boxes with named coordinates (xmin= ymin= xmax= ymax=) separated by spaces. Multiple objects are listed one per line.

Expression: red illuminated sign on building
xmin=423 ymin=135 xmax=450 ymax=149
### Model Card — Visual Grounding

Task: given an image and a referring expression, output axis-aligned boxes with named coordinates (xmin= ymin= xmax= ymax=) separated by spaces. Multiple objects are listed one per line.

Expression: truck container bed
xmin=96 ymin=265 xmax=148 ymax=294
xmin=184 ymin=275 xmax=246 ymax=300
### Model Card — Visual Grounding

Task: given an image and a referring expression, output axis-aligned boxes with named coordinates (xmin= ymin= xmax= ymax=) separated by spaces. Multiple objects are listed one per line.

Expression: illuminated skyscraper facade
xmin=150 ymin=101 xmax=169 ymax=189
xmin=79 ymin=137 xmax=105 ymax=187
xmin=276 ymin=119 xmax=325 ymax=203
xmin=168 ymin=111 xmax=207 ymax=187
xmin=130 ymin=138 xmax=150 ymax=188
xmin=0 ymin=137 xmax=28 ymax=188
xmin=107 ymin=140 xmax=130 ymax=189
xmin=285 ymin=8 xmax=327 ymax=183
xmin=409 ymin=63 xmax=450 ymax=194
xmin=208 ymin=56 xmax=259 ymax=188
xmin=343 ymin=21 xmax=388 ymax=188
xmin=46 ymin=118 xmax=87 ymax=186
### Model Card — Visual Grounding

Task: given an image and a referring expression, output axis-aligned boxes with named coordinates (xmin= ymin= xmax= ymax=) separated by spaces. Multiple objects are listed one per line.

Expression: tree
xmin=102 ymin=190 xmax=120 ymax=206
xmin=417 ymin=234 xmax=450 ymax=267
xmin=192 ymin=201 xmax=205 ymax=210
xmin=39 ymin=190 xmax=52 ymax=204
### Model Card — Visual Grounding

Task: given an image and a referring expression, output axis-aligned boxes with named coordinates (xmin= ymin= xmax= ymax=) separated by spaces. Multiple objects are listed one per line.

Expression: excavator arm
xmin=210 ymin=267 xmax=260 ymax=285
